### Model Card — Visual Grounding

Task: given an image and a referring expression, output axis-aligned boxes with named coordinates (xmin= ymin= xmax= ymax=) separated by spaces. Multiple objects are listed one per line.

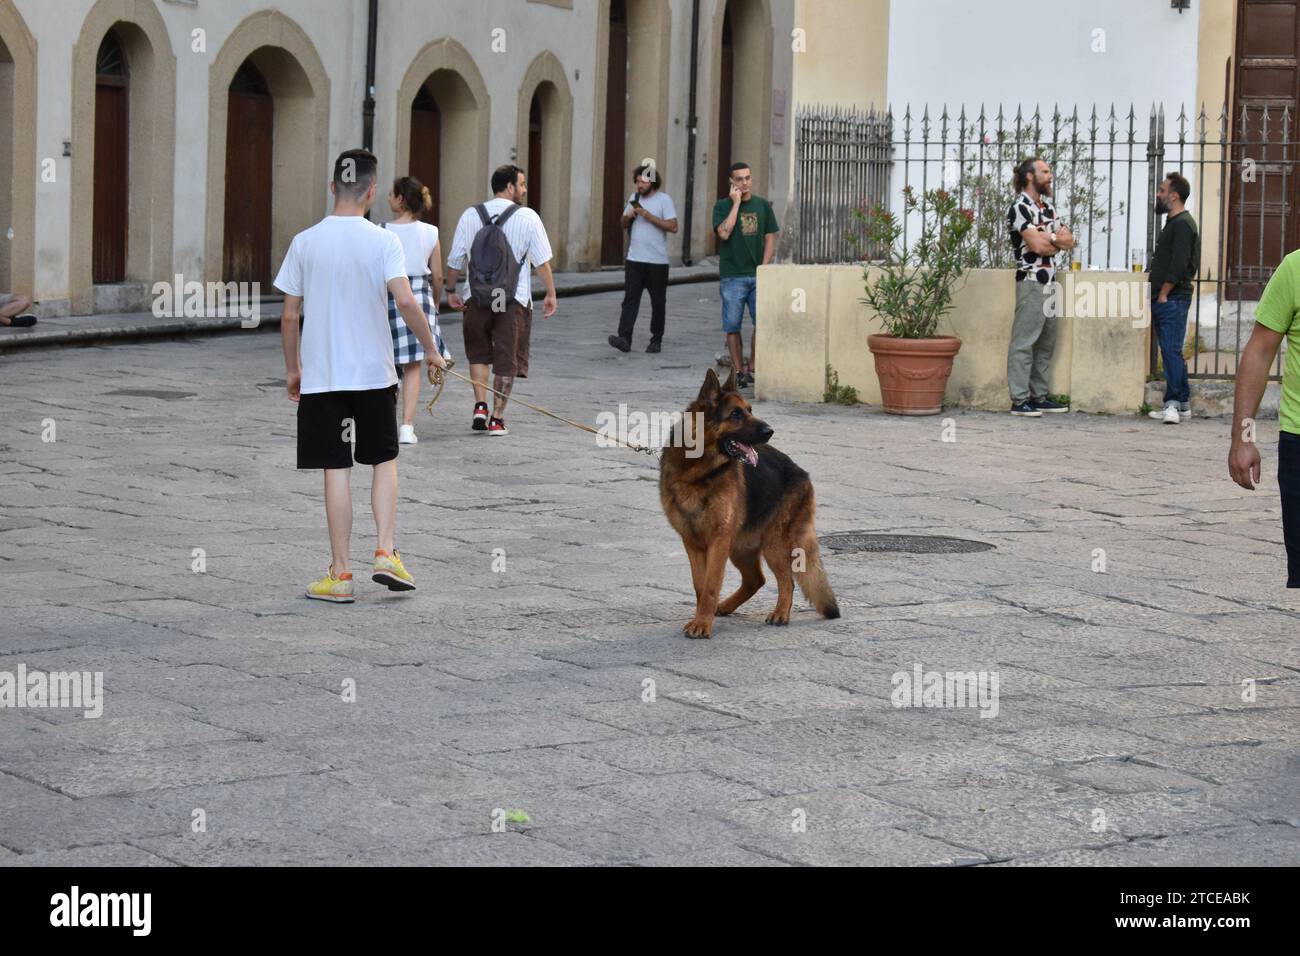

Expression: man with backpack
xmin=445 ymin=164 xmax=556 ymax=436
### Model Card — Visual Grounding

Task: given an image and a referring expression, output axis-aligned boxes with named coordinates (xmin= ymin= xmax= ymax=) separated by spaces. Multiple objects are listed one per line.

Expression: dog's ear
xmin=697 ymin=368 xmax=722 ymax=404
xmin=721 ymin=369 xmax=737 ymax=393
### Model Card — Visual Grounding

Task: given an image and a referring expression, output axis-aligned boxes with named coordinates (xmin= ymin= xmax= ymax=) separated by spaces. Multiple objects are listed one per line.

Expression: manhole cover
xmin=104 ymin=388 xmax=197 ymax=400
xmin=819 ymin=532 xmax=995 ymax=554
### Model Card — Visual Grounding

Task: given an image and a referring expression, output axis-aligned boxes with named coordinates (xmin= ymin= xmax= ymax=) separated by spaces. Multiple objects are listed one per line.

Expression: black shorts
xmin=297 ymin=386 xmax=398 ymax=469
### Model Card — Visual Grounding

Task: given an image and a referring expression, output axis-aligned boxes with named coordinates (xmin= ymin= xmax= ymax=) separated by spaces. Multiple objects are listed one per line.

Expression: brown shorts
xmin=462 ymin=299 xmax=533 ymax=378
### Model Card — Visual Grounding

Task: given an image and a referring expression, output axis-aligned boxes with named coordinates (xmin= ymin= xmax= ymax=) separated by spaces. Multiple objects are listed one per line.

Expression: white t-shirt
xmin=623 ymin=190 xmax=677 ymax=265
xmin=446 ymin=198 xmax=553 ymax=306
xmin=273 ymin=215 xmax=405 ymax=394
xmin=383 ymin=220 xmax=439 ymax=277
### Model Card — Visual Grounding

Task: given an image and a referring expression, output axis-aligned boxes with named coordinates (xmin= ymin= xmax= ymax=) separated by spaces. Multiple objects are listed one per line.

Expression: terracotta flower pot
xmin=867 ymin=334 xmax=962 ymax=416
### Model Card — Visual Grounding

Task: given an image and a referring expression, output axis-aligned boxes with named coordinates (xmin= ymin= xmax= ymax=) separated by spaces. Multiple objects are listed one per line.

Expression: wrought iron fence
xmin=792 ymin=101 xmax=1291 ymax=381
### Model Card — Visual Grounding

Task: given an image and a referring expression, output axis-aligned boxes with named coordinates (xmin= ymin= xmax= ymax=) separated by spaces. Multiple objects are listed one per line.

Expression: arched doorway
xmin=409 ymin=86 xmax=440 ymax=226
xmin=92 ymin=29 xmax=129 ymax=284
xmin=716 ymin=6 xmax=734 ymax=203
xmin=222 ymin=62 xmax=273 ymax=283
xmin=600 ymin=0 xmax=628 ymax=265
xmin=708 ymin=1 xmax=772 ymax=255
xmin=70 ymin=1 xmax=175 ymax=314
xmin=517 ymin=52 xmax=573 ymax=270
xmin=397 ymin=43 xmax=489 ymax=248
xmin=205 ymin=13 xmax=329 ymax=287
xmin=528 ymin=90 xmax=543 ymax=218
xmin=0 ymin=3 xmax=35 ymax=301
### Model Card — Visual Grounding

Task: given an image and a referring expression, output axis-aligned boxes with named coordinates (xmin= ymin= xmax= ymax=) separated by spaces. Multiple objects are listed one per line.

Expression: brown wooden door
xmin=711 ymin=4 xmax=735 ymax=256
xmin=222 ymin=90 xmax=273 ymax=284
xmin=410 ymin=88 xmax=440 ymax=227
xmin=92 ymin=82 xmax=128 ymax=284
xmin=600 ymin=0 xmax=628 ymax=265
xmin=1228 ymin=0 xmax=1300 ymax=296
xmin=528 ymin=92 xmax=543 ymax=218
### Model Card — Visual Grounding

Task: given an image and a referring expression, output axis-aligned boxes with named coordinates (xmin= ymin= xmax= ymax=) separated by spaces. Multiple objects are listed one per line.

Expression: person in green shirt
xmin=712 ymin=162 xmax=778 ymax=389
xmin=1229 ymin=249 xmax=1300 ymax=587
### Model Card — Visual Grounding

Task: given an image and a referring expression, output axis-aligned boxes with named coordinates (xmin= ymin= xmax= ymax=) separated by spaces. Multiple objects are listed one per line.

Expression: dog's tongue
xmin=736 ymin=442 xmax=758 ymax=467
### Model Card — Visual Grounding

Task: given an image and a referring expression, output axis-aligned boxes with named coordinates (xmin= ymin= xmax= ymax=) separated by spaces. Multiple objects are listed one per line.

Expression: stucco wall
xmin=756 ymin=264 xmax=1150 ymax=415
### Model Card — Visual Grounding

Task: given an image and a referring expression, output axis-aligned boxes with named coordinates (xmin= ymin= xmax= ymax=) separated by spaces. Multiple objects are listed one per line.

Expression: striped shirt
xmin=446 ymin=197 xmax=553 ymax=307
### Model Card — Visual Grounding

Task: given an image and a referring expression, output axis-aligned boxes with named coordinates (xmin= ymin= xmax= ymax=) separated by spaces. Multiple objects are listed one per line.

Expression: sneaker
xmin=1162 ymin=404 xmax=1181 ymax=424
xmin=398 ymin=424 xmax=417 ymax=445
xmin=372 ymin=549 xmax=415 ymax=591
xmin=472 ymin=401 xmax=489 ymax=431
xmin=1 ymin=314 xmax=36 ymax=328
xmin=1010 ymin=401 xmax=1043 ymax=417
xmin=736 ymin=370 xmax=753 ymax=389
xmin=487 ymin=417 xmax=509 ymax=436
xmin=716 ymin=352 xmax=733 ymax=368
xmin=608 ymin=334 xmax=631 ymax=353
xmin=307 ymin=567 xmax=354 ymax=603
xmin=1029 ymin=397 xmax=1069 ymax=413
xmin=1179 ymin=404 xmax=1192 ymax=419
xmin=646 ymin=338 xmax=661 ymax=353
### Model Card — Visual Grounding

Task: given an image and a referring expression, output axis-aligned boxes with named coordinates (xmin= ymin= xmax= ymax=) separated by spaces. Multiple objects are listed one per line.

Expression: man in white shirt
xmin=446 ymin=164 xmax=557 ymax=436
xmin=274 ymin=148 xmax=445 ymax=604
xmin=608 ymin=161 xmax=677 ymax=354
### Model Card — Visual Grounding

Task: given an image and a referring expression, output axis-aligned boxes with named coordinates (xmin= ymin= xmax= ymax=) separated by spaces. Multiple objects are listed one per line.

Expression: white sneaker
xmin=1162 ymin=404 xmax=1180 ymax=424
xmin=398 ymin=424 xmax=417 ymax=444
xmin=1179 ymin=405 xmax=1192 ymax=419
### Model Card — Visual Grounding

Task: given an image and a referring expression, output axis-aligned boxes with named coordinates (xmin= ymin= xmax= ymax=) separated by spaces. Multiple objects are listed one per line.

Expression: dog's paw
xmin=683 ymin=617 xmax=714 ymax=639
xmin=765 ymin=610 xmax=790 ymax=626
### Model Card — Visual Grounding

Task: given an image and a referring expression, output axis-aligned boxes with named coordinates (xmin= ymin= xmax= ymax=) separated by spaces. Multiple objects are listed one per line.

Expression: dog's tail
xmin=795 ymin=536 xmax=840 ymax=619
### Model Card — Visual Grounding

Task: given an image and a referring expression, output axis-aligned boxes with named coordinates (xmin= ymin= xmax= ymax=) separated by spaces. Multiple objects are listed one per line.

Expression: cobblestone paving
xmin=1 ymin=285 xmax=1297 ymax=865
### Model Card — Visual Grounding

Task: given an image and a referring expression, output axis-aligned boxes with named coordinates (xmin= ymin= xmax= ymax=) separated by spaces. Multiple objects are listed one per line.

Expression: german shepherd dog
xmin=659 ymin=368 xmax=840 ymax=638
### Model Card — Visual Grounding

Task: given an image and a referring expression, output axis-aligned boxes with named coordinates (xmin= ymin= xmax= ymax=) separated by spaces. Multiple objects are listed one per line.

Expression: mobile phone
xmin=630 ymin=197 xmax=641 ymax=208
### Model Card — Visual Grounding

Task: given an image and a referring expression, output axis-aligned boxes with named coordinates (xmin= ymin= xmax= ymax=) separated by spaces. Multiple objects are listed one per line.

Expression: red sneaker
xmin=471 ymin=401 xmax=489 ymax=431
xmin=487 ymin=417 xmax=509 ymax=436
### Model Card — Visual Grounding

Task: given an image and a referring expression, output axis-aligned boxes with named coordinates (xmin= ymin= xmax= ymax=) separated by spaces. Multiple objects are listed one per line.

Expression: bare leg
xmin=0 ymin=294 xmax=32 ymax=324
xmin=726 ymin=331 xmax=744 ymax=376
xmin=401 ymin=363 xmax=421 ymax=426
xmin=372 ymin=458 xmax=397 ymax=554
xmin=469 ymin=362 xmax=490 ymax=405
xmin=323 ymin=468 xmax=353 ymax=573
xmin=492 ymin=374 xmax=514 ymax=419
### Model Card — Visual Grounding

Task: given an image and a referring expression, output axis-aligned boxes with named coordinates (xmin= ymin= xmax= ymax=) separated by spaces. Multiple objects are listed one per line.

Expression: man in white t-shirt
xmin=445 ymin=164 xmax=557 ymax=436
xmin=274 ymin=148 xmax=445 ymax=604
xmin=608 ymin=161 xmax=677 ymax=354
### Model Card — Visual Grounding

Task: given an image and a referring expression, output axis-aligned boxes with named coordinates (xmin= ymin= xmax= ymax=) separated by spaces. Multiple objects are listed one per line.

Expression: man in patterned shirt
xmin=1006 ymin=157 xmax=1075 ymax=417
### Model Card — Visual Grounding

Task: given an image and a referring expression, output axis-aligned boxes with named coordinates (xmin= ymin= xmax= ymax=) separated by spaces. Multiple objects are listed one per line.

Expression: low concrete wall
xmin=757 ymin=265 xmax=1150 ymax=414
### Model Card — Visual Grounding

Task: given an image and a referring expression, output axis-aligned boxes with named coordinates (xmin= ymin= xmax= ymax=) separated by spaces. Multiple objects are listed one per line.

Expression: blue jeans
xmin=1152 ymin=296 xmax=1192 ymax=405
xmin=720 ymin=276 xmax=757 ymax=333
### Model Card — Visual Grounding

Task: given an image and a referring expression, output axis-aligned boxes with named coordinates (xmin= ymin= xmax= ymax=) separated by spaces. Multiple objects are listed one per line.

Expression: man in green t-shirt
xmin=1229 ymin=249 xmax=1300 ymax=587
xmin=712 ymin=162 xmax=779 ymax=389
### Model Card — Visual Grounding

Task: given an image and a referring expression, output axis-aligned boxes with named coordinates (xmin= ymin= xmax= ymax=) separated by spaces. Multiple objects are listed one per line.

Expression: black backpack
xmin=467 ymin=204 xmax=525 ymax=310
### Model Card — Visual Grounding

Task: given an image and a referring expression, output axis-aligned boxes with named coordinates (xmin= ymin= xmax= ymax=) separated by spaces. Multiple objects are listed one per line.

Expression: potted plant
xmin=850 ymin=185 xmax=978 ymax=415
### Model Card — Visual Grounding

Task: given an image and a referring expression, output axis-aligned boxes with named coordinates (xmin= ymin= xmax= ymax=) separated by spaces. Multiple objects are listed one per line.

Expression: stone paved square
xmin=1 ymin=285 xmax=1298 ymax=866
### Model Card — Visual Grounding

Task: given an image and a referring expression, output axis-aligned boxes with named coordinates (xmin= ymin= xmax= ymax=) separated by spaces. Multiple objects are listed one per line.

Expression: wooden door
xmin=1228 ymin=0 xmax=1300 ymax=296
xmin=222 ymin=84 xmax=273 ymax=284
xmin=528 ymin=91 xmax=543 ymax=218
xmin=92 ymin=82 xmax=128 ymax=283
xmin=600 ymin=0 xmax=628 ymax=265
xmin=410 ymin=86 xmax=440 ymax=226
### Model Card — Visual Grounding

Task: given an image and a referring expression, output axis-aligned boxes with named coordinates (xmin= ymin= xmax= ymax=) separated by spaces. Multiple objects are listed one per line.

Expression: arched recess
xmin=396 ymin=38 xmax=490 ymax=251
xmin=588 ymin=0 xmax=670 ymax=268
xmin=205 ymin=11 xmax=330 ymax=287
xmin=516 ymin=51 xmax=573 ymax=271
xmin=69 ymin=0 xmax=175 ymax=313
xmin=0 ymin=3 xmax=36 ymax=300
xmin=707 ymin=0 xmax=772 ymax=254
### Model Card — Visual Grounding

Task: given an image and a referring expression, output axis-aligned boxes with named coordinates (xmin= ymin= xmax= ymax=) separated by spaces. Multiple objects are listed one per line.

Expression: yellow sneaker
xmin=307 ymin=567 xmax=354 ymax=603
xmin=372 ymin=549 xmax=415 ymax=591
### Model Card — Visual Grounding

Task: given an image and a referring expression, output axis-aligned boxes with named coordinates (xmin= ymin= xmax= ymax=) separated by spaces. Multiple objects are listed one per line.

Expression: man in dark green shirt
xmin=1147 ymin=171 xmax=1200 ymax=424
xmin=712 ymin=162 xmax=779 ymax=389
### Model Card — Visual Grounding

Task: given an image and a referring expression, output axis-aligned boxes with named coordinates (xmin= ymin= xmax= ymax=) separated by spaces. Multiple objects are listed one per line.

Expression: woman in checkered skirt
xmin=384 ymin=176 xmax=453 ymax=444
